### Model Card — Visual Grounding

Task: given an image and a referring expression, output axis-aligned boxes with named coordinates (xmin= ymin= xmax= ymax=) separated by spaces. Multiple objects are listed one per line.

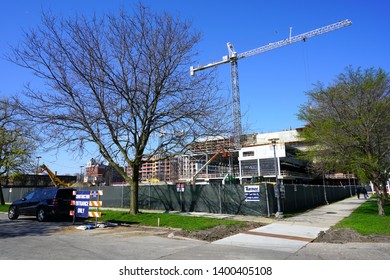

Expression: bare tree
xmin=9 ymin=4 xmax=230 ymax=214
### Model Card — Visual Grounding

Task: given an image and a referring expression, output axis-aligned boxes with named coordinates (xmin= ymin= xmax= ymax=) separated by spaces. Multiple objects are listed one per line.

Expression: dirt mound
xmin=60 ymin=220 xmax=390 ymax=244
xmin=314 ymin=228 xmax=390 ymax=243
xmin=58 ymin=221 xmax=263 ymax=242
xmin=177 ymin=225 xmax=390 ymax=244
xmin=174 ymin=222 xmax=262 ymax=242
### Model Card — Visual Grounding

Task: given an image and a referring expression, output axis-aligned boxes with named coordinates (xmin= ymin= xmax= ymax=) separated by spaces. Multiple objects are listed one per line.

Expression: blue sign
xmin=75 ymin=190 xmax=90 ymax=218
xmin=244 ymin=185 xmax=260 ymax=202
xmin=90 ymin=190 xmax=99 ymax=198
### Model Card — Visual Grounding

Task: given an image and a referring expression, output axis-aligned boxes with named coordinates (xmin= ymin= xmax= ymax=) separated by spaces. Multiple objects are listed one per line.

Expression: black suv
xmin=8 ymin=188 xmax=76 ymax=222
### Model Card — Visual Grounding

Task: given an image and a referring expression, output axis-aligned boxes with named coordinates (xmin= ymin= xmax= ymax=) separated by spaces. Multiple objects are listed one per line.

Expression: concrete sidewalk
xmin=160 ymin=195 xmax=390 ymax=260
xmin=213 ymin=196 xmax=369 ymax=254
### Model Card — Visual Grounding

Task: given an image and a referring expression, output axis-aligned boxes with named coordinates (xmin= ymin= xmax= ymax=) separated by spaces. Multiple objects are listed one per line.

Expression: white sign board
xmin=176 ymin=183 xmax=185 ymax=192
xmin=244 ymin=185 xmax=260 ymax=202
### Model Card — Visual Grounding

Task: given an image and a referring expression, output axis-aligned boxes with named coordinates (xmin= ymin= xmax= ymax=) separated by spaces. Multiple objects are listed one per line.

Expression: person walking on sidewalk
xmin=356 ymin=187 xmax=361 ymax=199
xmin=362 ymin=187 xmax=368 ymax=199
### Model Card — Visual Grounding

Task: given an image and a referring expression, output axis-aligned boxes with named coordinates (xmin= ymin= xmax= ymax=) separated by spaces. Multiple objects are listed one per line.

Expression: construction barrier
xmin=71 ymin=201 xmax=103 ymax=207
xmin=70 ymin=190 xmax=103 ymax=222
xmin=70 ymin=210 xmax=102 ymax=217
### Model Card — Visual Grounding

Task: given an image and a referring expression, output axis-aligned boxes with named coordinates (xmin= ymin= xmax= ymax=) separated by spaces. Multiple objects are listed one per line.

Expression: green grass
xmin=3 ymin=198 xmax=390 ymax=236
xmin=0 ymin=204 xmax=9 ymax=213
xmin=0 ymin=203 xmax=248 ymax=231
xmin=334 ymin=199 xmax=390 ymax=235
xmin=1 ymin=204 xmax=245 ymax=231
xmin=98 ymin=210 xmax=245 ymax=232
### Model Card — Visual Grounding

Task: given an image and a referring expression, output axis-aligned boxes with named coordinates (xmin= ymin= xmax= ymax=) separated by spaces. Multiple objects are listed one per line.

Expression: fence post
xmin=218 ymin=184 xmax=222 ymax=214
xmin=264 ymin=184 xmax=271 ymax=217
xmin=323 ymin=175 xmax=329 ymax=205
xmin=121 ymin=185 xmax=124 ymax=208
xmin=149 ymin=184 xmax=151 ymax=209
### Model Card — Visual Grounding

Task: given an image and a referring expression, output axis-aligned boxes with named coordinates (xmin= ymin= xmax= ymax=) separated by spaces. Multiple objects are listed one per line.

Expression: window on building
xmin=243 ymin=151 xmax=255 ymax=157
xmin=241 ymin=160 xmax=258 ymax=177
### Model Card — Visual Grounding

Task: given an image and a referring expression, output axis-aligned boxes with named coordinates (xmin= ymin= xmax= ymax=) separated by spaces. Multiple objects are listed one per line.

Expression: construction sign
xmin=73 ymin=190 xmax=90 ymax=218
xmin=70 ymin=190 xmax=103 ymax=218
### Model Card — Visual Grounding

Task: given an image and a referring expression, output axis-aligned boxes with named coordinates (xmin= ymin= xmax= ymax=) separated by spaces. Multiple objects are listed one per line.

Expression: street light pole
xmin=36 ymin=156 xmax=41 ymax=187
xmin=80 ymin=165 xmax=84 ymax=182
xmin=269 ymin=138 xmax=283 ymax=217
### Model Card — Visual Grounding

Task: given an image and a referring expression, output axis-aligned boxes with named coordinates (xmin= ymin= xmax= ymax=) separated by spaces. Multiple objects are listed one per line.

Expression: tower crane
xmin=190 ymin=19 xmax=352 ymax=148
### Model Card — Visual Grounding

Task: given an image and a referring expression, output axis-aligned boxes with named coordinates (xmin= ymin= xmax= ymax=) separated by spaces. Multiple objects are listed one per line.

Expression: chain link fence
xmin=1 ymin=183 xmax=357 ymax=216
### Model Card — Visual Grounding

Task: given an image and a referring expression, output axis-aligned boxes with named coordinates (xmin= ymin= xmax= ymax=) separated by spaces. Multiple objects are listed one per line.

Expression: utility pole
xmin=80 ymin=165 xmax=84 ymax=183
xmin=36 ymin=156 xmax=41 ymax=187
xmin=269 ymin=138 xmax=283 ymax=217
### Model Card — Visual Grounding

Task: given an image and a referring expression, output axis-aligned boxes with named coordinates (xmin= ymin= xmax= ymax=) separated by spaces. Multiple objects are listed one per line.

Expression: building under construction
xmin=133 ymin=128 xmax=313 ymax=184
xmin=172 ymin=128 xmax=312 ymax=184
xmin=83 ymin=128 xmax=357 ymax=186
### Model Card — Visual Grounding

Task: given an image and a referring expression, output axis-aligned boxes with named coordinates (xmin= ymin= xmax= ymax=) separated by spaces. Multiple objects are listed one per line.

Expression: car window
xmin=23 ymin=189 xmax=41 ymax=200
xmin=41 ymin=189 xmax=57 ymax=200
xmin=32 ymin=189 xmax=46 ymax=200
xmin=56 ymin=189 xmax=74 ymax=199
xmin=24 ymin=191 xmax=36 ymax=201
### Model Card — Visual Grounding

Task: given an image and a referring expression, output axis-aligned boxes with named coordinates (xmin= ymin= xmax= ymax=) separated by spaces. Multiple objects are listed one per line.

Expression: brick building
xmin=84 ymin=158 xmax=124 ymax=186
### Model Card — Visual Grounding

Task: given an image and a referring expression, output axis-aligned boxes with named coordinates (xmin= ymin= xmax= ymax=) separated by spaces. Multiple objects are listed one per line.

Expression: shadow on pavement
xmin=0 ymin=216 xmax=74 ymax=239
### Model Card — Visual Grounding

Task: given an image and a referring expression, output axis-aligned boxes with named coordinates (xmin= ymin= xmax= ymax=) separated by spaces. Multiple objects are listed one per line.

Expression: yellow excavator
xmin=39 ymin=164 xmax=71 ymax=187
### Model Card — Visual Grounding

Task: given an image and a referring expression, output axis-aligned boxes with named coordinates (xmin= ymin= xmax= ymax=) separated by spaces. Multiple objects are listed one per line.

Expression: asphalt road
xmin=0 ymin=213 xmax=290 ymax=260
xmin=1 ymin=212 xmax=390 ymax=260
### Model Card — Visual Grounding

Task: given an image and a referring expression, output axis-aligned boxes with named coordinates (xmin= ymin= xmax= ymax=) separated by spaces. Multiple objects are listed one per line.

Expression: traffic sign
xmin=176 ymin=183 xmax=185 ymax=192
xmin=74 ymin=190 xmax=90 ymax=218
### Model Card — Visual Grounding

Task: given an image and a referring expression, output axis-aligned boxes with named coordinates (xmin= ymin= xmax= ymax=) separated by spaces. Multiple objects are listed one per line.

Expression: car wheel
xmin=8 ymin=206 xmax=19 ymax=220
xmin=36 ymin=208 xmax=47 ymax=222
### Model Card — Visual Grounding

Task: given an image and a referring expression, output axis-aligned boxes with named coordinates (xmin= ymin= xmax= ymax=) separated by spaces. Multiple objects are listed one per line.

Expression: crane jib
xmin=190 ymin=19 xmax=352 ymax=148
xmin=238 ymin=20 xmax=352 ymax=59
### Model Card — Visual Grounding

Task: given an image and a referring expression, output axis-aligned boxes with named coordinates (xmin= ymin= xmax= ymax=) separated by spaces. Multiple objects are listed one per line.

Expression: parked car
xmin=8 ymin=188 xmax=76 ymax=222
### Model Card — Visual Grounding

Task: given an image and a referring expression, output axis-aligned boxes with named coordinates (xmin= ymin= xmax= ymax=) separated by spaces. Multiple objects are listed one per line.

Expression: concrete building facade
xmin=238 ymin=129 xmax=309 ymax=184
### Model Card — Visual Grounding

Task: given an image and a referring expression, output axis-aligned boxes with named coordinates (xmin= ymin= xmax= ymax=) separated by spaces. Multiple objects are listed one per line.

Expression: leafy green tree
xmin=0 ymin=98 xmax=37 ymax=205
xmin=298 ymin=66 xmax=390 ymax=215
xmin=8 ymin=4 xmax=229 ymax=214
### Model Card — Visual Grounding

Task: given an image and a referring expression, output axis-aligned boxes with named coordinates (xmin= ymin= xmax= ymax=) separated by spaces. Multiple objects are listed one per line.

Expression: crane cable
xmin=302 ymin=41 xmax=311 ymax=90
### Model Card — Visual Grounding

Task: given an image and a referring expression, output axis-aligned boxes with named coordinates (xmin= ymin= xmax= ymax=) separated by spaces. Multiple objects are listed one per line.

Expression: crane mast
xmin=190 ymin=19 xmax=352 ymax=148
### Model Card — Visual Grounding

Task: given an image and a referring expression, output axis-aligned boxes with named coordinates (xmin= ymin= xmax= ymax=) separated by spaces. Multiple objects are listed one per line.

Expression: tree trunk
xmin=0 ymin=176 xmax=8 ymax=205
xmin=129 ymin=165 xmax=140 ymax=215
xmin=0 ymin=187 xmax=4 ymax=205
xmin=374 ymin=181 xmax=386 ymax=216
xmin=377 ymin=194 xmax=386 ymax=216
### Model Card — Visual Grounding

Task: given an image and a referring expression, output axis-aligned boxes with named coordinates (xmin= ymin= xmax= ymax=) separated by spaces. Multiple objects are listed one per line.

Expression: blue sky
xmin=1 ymin=0 xmax=389 ymax=175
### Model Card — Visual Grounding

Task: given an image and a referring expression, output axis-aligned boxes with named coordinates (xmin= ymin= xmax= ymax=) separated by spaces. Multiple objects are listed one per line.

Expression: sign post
xmin=176 ymin=184 xmax=185 ymax=211
xmin=90 ymin=190 xmax=101 ymax=226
